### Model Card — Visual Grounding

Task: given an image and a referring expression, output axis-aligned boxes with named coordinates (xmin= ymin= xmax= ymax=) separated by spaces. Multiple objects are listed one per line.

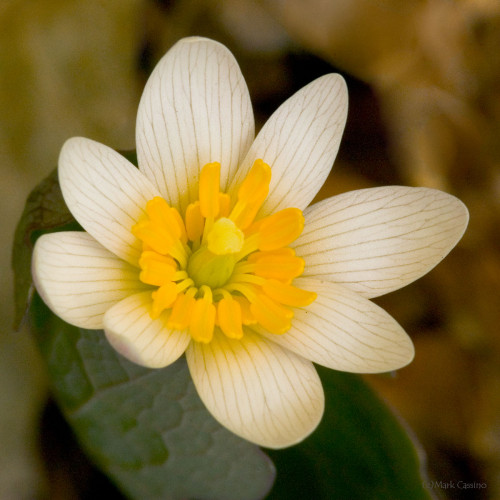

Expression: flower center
xmin=187 ymin=218 xmax=243 ymax=288
xmin=132 ymin=160 xmax=316 ymax=343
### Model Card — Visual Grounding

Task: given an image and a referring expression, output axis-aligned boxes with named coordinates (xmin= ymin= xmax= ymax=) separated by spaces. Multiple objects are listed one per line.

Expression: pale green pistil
xmin=187 ymin=247 xmax=236 ymax=288
xmin=187 ymin=218 xmax=244 ymax=289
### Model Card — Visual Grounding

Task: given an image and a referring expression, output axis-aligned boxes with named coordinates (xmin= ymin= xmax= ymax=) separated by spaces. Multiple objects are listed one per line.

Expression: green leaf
xmin=31 ymin=294 xmax=275 ymax=500
xmin=266 ymin=365 xmax=431 ymax=500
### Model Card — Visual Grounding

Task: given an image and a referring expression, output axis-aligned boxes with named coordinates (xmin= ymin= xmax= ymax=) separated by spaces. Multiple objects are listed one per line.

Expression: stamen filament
xmin=227 ymin=273 xmax=265 ymax=286
xmin=234 ymin=233 xmax=259 ymax=261
xmin=224 ymin=283 xmax=258 ymax=302
xmin=199 ymin=162 xmax=221 ymax=218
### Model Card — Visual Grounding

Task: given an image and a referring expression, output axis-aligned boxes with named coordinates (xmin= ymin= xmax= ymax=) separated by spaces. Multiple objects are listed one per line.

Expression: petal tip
xmin=104 ymin=327 xmax=164 ymax=369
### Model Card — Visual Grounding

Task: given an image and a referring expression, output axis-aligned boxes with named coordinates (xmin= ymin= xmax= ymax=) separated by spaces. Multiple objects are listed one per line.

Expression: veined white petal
xmin=32 ymin=232 xmax=146 ymax=329
xmin=136 ymin=37 xmax=254 ymax=214
xmin=259 ymin=278 xmax=414 ymax=373
xmin=104 ymin=292 xmax=191 ymax=369
xmin=295 ymin=186 xmax=469 ymax=298
xmin=230 ymin=74 xmax=347 ymax=214
xmin=59 ymin=137 xmax=160 ymax=265
xmin=186 ymin=329 xmax=324 ymax=449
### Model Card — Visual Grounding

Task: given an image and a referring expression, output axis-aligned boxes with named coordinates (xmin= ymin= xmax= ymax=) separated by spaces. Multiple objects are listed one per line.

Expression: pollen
xmin=132 ymin=160 xmax=316 ymax=344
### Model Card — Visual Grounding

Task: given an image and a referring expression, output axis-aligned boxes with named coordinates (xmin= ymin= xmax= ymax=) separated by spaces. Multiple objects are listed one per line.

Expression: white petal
xmin=229 ymin=74 xmax=347 ymax=214
xmin=59 ymin=137 xmax=160 ymax=265
xmin=295 ymin=186 xmax=469 ymax=298
xmin=259 ymin=278 xmax=414 ymax=373
xmin=32 ymin=232 xmax=145 ymax=329
xmin=103 ymin=292 xmax=191 ymax=369
xmin=186 ymin=329 xmax=324 ymax=449
xmin=136 ymin=37 xmax=254 ymax=214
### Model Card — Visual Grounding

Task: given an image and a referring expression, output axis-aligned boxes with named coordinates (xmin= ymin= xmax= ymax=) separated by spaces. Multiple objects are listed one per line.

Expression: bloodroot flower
xmin=32 ymin=37 xmax=468 ymax=448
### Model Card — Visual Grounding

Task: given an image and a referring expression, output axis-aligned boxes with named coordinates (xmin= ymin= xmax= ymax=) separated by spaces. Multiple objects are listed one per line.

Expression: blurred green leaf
xmin=266 ymin=365 xmax=431 ymax=499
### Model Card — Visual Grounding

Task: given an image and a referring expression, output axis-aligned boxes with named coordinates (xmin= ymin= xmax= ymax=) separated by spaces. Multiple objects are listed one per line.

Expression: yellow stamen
xmin=132 ymin=198 xmax=188 ymax=267
xmin=139 ymin=251 xmax=177 ymax=286
xmin=257 ymin=207 xmax=304 ymax=251
xmin=233 ymin=295 xmax=256 ymax=325
xmin=132 ymin=220 xmax=174 ymax=255
xmin=262 ymin=279 xmax=317 ymax=307
xmin=227 ymin=272 xmax=264 ymax=286
xmin=230 ymin=159 xmax=271 ymax=230
xmin=219 ymin=193 xmax=231 ymax=217
xmin=199 ymin=162 xmax=220 ymax=218
xmin=225 ymin=283 xmax=257 ymax=302
xmin=170 ymin=205 xmax=188 ymax=244
xmin=167 ymin=287 xmax=197 ymax=330
xmin=185 ymin=201 xmax=204 ymax=243
xmin=217 ymin=296 xmax=243 ymax=339
xmin=151 ymin=282 xmax=178 ymax=319
xmin=250 ymin=294 xmax=293 ymax=335
xmin=146 ymin=197 xmax=183 ymax=239
xmin=247 ymin=248 xmax=305 ymax=283
xmin=190 ymin=286 xmax=216 ymax=343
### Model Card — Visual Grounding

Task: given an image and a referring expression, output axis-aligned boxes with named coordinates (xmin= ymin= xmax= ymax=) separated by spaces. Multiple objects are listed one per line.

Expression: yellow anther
xmin=207 ymin=218 xmax=244 ymax=255
xmin=167 ymin=288 xmax=197 ymax=330
xmin=185 ymin=201 xmax=204 ymax=242
xmin=199 ymin=162 xmax=221 ymax=218
xmin=238 ymin=159 xmax=271 ymax=204
xmin=219 ymin=193 xmax=231 ymax=217
xmin=257 ymin=208 xmax=304 ymax=251
xmin=132 ymin=220 xmax=173 ymax=254
xmin=233 ymin=296 xmax=256 ymax=325
xmin=250 ymin=294 xmax=293 ymax=335
xmin=146 ymin=197 xmax=182 ymax=240
xmin=139 ymin=251 xmax=177 ymax=286
xmin=217 ymin=297 xmax=243 ymax=339
xmin=261 ymin=279 xmax=317 ymax=307
xmin=151 ymin=282 xmax=178 ymax=319
xmin=170 ymin=205 xmax=187 ymax=244
xmin=248 ymin=248 xmax=305 ymax=283
xmin=133 ymin=197 xmax=186 ymax=258
xmin=190 ymin=286 xmax=216 ymax=343
xmin=230 ymin=160 xmax=271 ymax=230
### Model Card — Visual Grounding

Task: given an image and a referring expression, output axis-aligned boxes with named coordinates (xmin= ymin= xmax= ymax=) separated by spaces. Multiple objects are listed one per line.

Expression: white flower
xmin=32 ymin=37 xmax=468 ymax=449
